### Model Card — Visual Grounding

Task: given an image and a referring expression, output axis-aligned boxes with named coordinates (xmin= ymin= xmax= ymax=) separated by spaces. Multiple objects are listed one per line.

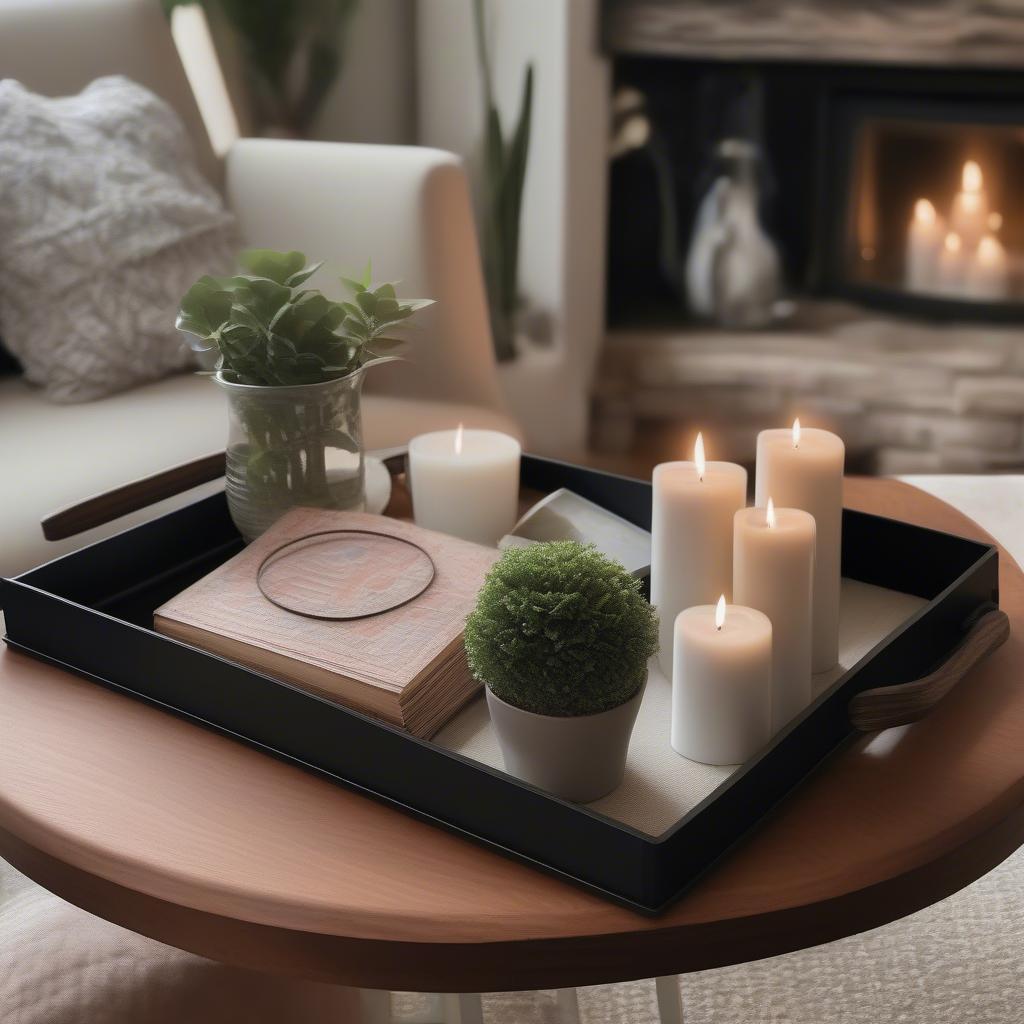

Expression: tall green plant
xmin=472 ymin=0 xmax=533 ymax=363
xmin=162 ymin=0 xmax=359 ymax=138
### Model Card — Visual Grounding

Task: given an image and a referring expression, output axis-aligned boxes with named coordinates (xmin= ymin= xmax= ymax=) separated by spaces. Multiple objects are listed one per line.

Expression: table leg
xmin=555 ymin=987 xmax=581 ymax=1023
xmin=440 ymin=993 xmax=485 ymax=1024
xmin=382 ymin=991 xmax=485 ymax=1024
xmin=655 ymin=976 xmax=684 ymax=1024
xmin=359 ymin=988 xmax=393 ymax=1023
xmin=365 ymin=981 xmax=680 ymax=1023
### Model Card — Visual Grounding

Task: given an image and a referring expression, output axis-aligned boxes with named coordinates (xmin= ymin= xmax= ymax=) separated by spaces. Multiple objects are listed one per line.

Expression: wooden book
xmin=154 ymin=508 xmax=499 ymax=738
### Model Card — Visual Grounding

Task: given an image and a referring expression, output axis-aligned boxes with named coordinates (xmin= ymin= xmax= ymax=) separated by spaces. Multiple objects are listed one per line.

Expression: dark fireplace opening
xmin=607 ymin=58 xmax=1024 ymax=328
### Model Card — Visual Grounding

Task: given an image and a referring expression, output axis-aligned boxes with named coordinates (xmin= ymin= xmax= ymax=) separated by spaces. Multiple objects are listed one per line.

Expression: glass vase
xmin=215 ymin=371 xmax=365 ymax=542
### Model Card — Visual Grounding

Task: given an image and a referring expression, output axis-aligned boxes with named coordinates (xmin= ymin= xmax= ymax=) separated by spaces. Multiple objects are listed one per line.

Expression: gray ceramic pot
xmin=485 ymin=683 xmax=645 ymax=803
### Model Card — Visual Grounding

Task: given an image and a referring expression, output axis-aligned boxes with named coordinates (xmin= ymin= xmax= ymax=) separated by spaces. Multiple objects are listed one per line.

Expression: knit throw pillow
xmin=0 ymin=76 xmax=237 ymax=402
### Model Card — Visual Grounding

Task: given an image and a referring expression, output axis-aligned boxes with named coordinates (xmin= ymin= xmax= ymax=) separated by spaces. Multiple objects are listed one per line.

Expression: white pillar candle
xmin=966 ymin=234 xmax=1009 ymax=300
xmin=950 ymin=160 xmax=989 ymax=250
xmin=672 ymin=597 xmax=772 ymax=765
xmin=408 ymin=426 xmax=521 ymax=546
xmin=734 ymin=499 xmax=815 ymax=731
xmin=651 ymin=434 xmax=747 ymax=676
xmin=755 ymin=420 xmax=844 ymax=673
xmin=905 ymin=198 xmax=943 ymax=293
xmin=937 ymin=232 xmax=967 ymax=295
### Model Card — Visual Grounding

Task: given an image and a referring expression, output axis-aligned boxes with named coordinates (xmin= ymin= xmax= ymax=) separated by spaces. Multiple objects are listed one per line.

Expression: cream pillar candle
xmin=937 ymin=232 xmax=967 ymax=294
xmin=408 ymin=426 xmax=521 ymax=545
xmin=755 ymin=420 xmax=844 ymax=673
xmin=734 ymin=499 xmax=815 ymax=730
xmin=905 ymin=198 xmax=943 ymax=293
xmin=651 ymin=434 xmax=747 ymax=676
xmin=966 ymin=234 xmax=1009 ymax=300
xmin=671 ymin=597 xmax=772 ymax=765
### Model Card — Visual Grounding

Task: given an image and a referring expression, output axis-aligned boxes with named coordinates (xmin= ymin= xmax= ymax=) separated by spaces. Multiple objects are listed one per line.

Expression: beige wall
xmin=312 ymin=0 xmax=417 ymax=145
xmin=416 ymin=0 xmax=610 ymax=453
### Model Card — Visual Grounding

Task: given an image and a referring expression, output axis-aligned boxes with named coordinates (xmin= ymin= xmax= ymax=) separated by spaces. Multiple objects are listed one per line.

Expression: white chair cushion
xmin=0 ymin=373 xmax=520 ymax=577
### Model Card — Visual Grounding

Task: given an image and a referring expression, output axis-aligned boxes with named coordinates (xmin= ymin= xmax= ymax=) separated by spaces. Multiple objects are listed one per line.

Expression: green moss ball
xmin=464 ymin=541 xmax=659 ymax=717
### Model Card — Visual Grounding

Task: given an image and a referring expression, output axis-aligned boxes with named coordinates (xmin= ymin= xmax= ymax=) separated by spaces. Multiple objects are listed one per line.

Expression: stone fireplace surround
xmin=594 ymin=0 xmax=1024 ymax=473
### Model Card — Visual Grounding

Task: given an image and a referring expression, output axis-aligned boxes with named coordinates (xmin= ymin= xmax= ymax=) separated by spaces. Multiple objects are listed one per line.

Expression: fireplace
xmin=595 ymin=0 xmax=1024 ymax=474
xmin=607 ymin=61 xmax=1024 ymax=325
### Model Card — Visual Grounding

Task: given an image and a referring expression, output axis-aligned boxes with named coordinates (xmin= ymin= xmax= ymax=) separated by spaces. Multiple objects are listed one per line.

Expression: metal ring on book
xmin=256 ymin=529 xmax=437 ymax=620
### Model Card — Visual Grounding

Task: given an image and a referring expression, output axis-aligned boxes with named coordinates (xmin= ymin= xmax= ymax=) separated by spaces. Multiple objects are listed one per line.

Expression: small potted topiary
xmin=464 ymin=541 xmax=659 ymax=802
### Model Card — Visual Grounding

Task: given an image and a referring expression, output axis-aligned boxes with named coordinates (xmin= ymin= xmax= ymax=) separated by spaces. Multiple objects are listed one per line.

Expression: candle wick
xmin=716 ymin=624 xmax=722 ymax=632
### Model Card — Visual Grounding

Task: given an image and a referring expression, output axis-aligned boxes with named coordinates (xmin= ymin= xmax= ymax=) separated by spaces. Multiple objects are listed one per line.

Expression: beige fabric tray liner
xmin=434 ymin=579 xmax=926 ymax=838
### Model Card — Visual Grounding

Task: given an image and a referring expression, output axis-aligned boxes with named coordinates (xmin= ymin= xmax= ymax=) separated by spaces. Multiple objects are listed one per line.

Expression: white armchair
xmin=0 ymin=0 xmax=519 ymax=577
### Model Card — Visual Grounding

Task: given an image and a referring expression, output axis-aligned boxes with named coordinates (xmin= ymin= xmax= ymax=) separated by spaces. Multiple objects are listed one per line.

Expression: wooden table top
xmin=2 ymin=476 xmax=1024 ymax=993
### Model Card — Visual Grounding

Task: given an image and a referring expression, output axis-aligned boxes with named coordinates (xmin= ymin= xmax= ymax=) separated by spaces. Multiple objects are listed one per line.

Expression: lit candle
xmin=651 ymin=434 xmax=747 ymax=676
xmin=755 ymin=419 xmax=844 ymax=673
xmin=408 ymin=425 xmax=521 ymax=545
xmin=734 ymin=498 xmax=815 ymax=730
xmin=937 ymin=232 xmax=967 ymax=295
xmin=671 ymin=596 xmax=772 ymax=765
xmin=905 ymin=198 xmax=943 ymax=292
xmin=966 ymin=234 xmax=1009 ymax=300
xmin=950 ymin=160 xmax=990 ymax=250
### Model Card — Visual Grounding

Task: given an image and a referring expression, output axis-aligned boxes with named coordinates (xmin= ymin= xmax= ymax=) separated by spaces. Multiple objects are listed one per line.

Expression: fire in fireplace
xmin=827 ymin=94 xmax=1024 ymax=320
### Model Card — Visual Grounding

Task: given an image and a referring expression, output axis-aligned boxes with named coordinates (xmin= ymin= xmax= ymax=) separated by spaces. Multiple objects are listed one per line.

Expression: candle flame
xmin=792 ymin=418 xmax=801 ymax=449
xmin=715 ymin=594 xmax=726 ymax=631
xmin=454 ymin=422 xmax=464 ymax=455
xmin=766 ymin=496 xmax=776 ymax=529
xmin=695 ymin=431 xmax=706 ymax=481
xmin=913 ymin=198 xmax=936 ymax=225
xmin=944 ymin=232 xmax=962 ymax=254
xmin=962 ymin=160 xmax=983 ymax=193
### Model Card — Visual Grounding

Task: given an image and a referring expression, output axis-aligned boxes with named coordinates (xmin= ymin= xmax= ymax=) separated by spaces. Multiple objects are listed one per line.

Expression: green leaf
xmin=176 ymin=280 xmax=232 ymax=340
xmin=341 ymin=314 xmax=370 ymax=339
xmin=340 ymin=275 xmax=367 ymax=295
xmin=285 ymin=260 xmax=324 ymax=288
xmin=239 ymin=249 xmax=307 ymax=285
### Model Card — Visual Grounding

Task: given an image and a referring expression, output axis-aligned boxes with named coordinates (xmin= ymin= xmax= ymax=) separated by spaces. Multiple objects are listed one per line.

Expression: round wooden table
xmin=2 ymin=478 xmax=1024 ymax=1000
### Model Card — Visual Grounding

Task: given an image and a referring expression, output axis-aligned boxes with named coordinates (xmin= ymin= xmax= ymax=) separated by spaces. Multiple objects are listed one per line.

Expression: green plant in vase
xmin=176 ymin=249 xmax=432 ymax=541
xmin=465 ymin=541 xmax=658 ymax=802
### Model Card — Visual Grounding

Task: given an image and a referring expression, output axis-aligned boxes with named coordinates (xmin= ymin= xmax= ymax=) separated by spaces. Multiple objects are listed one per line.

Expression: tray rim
xmin=0 ymin=456 xmax=1001 ymax=912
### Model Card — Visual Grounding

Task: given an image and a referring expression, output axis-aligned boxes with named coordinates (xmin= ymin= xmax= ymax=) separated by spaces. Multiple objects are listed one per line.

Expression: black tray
xmin=0 ymin=456 xmax=999 ymax=914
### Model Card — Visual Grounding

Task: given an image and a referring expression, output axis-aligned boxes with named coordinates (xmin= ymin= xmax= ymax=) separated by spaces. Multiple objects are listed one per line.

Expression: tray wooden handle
xmin=41 ymin=447 xmax=409 ymax=542
xmin=848 ymin=608 xmax=1009 ymax=732
xmin=42 ymin=452 xmax=227 ymax=541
